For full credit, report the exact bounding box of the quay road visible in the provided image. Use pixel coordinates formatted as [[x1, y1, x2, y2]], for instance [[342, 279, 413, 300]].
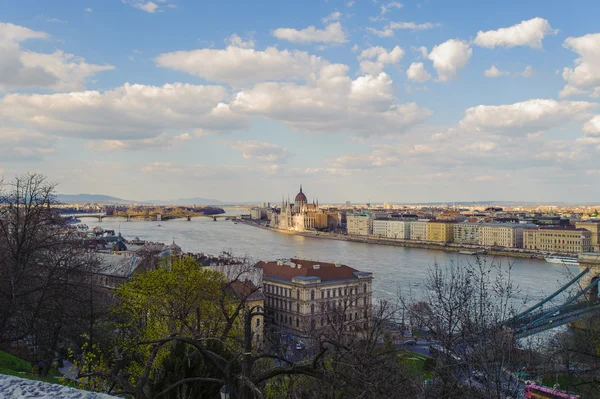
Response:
[[88, 209, 579, 306]]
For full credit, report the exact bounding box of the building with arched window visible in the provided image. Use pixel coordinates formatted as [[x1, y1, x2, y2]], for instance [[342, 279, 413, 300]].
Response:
[[256, 258, 373, 336]]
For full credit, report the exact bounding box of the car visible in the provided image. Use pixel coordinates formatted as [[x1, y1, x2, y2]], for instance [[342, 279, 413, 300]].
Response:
[[295, 342, 305, 350], [403, 340, 417, 345]]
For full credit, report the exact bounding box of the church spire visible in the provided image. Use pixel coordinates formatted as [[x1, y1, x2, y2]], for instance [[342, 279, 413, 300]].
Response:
[[300, 184, 303, 194]]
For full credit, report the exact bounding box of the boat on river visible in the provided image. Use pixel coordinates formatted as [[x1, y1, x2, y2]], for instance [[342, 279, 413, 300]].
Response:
[[544, 255, 579, 266]]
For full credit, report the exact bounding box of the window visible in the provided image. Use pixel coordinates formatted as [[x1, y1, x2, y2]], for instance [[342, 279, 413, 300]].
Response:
[[363, 283, 367, 293], [349, 313, 352, 321], [327, 289, 331, 298], [311, 304, 315, 314], [311, 290, 315, 300], [296, 318, 299, 327], [321, 318, 324, 326], [297, 289, 300, 299], [256, 318, 260, 327], [344, 288, 347, 296], [339, 288, 342, 296], [321, 290, 324, 299], [297, 303, 300, 313]]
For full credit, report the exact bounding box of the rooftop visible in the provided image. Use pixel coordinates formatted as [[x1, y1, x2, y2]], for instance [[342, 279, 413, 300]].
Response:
[[256, 258, 371, 282]]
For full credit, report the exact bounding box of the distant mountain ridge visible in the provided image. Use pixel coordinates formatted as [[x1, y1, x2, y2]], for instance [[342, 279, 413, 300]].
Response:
[[56, 193, 257, 205]]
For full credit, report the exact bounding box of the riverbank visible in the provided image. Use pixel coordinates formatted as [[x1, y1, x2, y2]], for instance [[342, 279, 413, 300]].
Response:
[[236, 220, 546, 260]]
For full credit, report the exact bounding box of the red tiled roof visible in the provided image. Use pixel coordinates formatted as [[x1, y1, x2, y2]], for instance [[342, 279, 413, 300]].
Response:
[[256, 258, 363, 282]]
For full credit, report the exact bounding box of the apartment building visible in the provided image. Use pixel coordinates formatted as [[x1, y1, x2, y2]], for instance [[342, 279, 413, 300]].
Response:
[[372, 219, 411, 239], [453, 223, 481, 245], [479, 223, 526, 248], [346, 214, 373, 236], [410, 220, 430, 241], [256, 258, 373, 335], [523, 227, 593, 253], [426, 220, 456, 243]]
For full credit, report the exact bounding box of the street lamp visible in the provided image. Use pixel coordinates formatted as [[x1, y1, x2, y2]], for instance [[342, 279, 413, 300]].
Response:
[[220, 385, 229, 399]]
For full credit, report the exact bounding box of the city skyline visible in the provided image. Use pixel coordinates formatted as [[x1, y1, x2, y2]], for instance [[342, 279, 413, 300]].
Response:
[[2, 0, 600, 202]]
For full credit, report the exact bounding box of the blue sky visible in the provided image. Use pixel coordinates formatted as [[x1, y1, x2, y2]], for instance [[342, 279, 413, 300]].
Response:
[[2, 0, 600, 203]]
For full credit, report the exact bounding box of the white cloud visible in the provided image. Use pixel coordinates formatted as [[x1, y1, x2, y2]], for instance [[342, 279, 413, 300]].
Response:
[[87, 133, 191, 152], [0, 82, 247, 140], [458, 99, 597, 134], [560, 33, 600, 98], [366, 27, 394, 38], [427, 39, 472, 82], [358, 45, 404, 74], [84, 8, 93, 13], [380, 2, 403, 16], [346, 1, 355, 6], [406, 62, 431, 83], [126, 1, 159, 13], [483, 65, 509, 78], [388, 21, 439, 30], [0, 22, 113, 91], [229, 140, 289, 162], [516, 65, 534, 77], [583, 115, 600, 136], [0, 127, 55, 160], [272, 22, 346, 44], [367, 21, 438, 38], [474, 17, 557, 49], [226, 34, 255, 49], [322, 11, 341, 24], [156, 46, 326, 85], [231, 65, 431, 135]]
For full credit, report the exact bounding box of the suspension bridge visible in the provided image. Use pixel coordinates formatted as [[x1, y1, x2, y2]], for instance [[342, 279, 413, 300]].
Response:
[[504, 259, 600, 338]]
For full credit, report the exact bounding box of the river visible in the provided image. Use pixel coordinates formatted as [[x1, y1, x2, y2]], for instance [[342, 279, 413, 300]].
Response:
[[81, 207, 579, 306]]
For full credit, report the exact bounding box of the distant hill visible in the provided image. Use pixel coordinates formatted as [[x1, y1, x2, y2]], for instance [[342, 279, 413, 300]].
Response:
[[57, 193, 257, 206], [145, 197, 226, 205], [56, 194, 132, 204]]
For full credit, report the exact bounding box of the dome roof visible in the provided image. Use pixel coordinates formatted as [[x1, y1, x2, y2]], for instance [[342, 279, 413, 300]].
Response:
[[294, 185, 307, 203]]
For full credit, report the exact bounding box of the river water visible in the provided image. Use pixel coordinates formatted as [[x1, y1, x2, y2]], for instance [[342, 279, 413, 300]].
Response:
[[82, 207, 579, 306]]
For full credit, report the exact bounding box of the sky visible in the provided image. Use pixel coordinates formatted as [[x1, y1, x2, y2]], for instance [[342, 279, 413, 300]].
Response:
[[1, 0, 600, 203]]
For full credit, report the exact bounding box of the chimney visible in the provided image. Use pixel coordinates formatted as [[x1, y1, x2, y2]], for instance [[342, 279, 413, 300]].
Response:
[[335, 262, 342, 268], [313, 264, 320, 270]]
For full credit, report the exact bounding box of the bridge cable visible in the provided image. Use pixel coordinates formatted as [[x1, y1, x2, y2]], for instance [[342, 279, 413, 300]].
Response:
[[525, 276, 600, 328], [507, 267, 589, 325]]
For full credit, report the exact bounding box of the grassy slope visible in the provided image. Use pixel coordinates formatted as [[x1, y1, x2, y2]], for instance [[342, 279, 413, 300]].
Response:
[[0, 349, 63, 384]]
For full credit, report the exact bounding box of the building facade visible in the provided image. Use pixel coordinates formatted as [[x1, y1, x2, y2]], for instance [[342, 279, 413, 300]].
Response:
[[410, 220, 429, 241], [523, 227, 593, 253], [453, 223, 481, 245], [346, 214, 373, 236], [479, 223, 525, 248], [256, 258, 373, 335], [576, 221, 600, 252], [426, 221, 456, 243], [372, 220, 411, 239]]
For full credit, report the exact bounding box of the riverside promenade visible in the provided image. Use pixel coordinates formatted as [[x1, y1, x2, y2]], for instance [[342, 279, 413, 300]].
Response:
[[236, 219, 546, 260]]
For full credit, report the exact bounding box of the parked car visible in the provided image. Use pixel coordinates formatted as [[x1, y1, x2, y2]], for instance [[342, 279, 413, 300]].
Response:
[[403, 340, 417, 346], [295, 342, 305, 350]]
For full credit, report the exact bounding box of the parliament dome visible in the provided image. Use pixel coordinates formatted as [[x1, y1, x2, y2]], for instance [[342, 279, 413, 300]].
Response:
[[295, 185, 307, 203]]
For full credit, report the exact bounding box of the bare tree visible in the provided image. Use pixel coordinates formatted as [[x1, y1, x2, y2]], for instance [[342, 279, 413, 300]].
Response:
[[0, 173, 96, 372], [399, 256, 521, 399]]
